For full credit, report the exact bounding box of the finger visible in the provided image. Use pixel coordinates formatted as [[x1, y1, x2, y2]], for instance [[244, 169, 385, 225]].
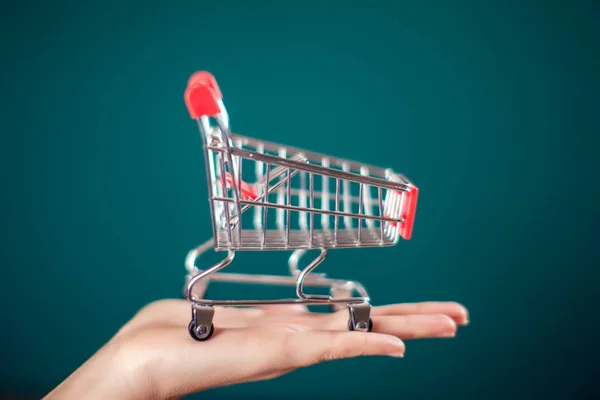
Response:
[[257, 304, 309, 314], [371, 314, 457, 339], [372, 302, 469, 325], [281, 330, 406, 369], [323, 312, 457, 339]]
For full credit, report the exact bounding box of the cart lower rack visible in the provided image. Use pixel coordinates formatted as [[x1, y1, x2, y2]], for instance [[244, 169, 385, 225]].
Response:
[[182, 71, 419, 341]]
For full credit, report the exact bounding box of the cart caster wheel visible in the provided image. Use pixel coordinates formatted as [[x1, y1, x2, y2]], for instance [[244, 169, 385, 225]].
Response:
[[188, 320, 215, 341], [348, 318, 373, 332]]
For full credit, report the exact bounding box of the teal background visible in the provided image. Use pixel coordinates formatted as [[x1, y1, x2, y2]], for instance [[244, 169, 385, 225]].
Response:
[[1, 1, 598, 398]]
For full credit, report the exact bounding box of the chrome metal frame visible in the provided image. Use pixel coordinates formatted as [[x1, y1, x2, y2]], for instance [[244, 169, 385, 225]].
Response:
[[183, 85, 417, 341]]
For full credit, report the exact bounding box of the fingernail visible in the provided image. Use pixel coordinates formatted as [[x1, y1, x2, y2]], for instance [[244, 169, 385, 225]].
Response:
[[436, 331, 456, 338], [387, 336, 404, 346], [384, 336, 405, 356]]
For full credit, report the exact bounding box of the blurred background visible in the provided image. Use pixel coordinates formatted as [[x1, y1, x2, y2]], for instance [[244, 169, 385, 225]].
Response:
[[1, 0, 598, 399]]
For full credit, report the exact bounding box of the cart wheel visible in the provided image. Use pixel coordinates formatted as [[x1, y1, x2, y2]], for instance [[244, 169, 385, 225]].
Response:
[[188, 320, 215, 341], [348, 318, 373, 332]]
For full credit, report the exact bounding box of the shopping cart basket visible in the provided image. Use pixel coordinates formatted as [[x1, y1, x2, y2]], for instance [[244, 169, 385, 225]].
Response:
[[182, 71, 419, 341]]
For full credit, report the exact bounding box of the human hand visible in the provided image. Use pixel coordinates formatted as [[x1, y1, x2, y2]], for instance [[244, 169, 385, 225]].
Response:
[[45, 299, 469, 400]]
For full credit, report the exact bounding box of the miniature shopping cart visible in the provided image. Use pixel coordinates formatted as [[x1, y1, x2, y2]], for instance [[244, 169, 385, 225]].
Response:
[[182, 71, 419, 341]]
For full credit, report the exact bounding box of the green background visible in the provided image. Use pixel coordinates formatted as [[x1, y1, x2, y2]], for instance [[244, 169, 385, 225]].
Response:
[[1, 1, 598, 398]]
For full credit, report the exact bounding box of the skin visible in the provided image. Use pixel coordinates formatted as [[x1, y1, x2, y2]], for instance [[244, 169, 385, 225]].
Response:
[[44, 299, 469, 400]]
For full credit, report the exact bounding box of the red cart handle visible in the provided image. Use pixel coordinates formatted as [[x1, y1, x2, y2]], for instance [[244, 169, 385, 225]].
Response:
[[188, 71, 223, 99], [399, 186, 418, 240], [184, 71, 223, 119], [386, 186, 419, 240]]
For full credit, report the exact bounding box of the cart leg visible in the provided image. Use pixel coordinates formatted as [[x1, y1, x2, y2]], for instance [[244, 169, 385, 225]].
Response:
[[348, 302, 373, 333], [189, 304, 215, 341], [184, 249, 234, 303], [289, 249, 327, 279], [295, 249, 329, 300], [183, 239, 215, 299], [184, 273, 210, 299], [185, 250, 235, 341]]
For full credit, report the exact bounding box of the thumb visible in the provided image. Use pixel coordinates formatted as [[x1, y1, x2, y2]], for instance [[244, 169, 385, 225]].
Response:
[[280, 330, 405, 369]]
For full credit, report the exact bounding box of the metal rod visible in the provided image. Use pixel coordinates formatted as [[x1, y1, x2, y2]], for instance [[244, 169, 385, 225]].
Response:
[[216, 115, 243, 243], [378, 187, 384, 244], [300, 171, 307, 230], [191, 297, 367, 307], [228, 132, 410, 186], [208, 199, 405, 225], [262, 163, 270, 248], [361, 166, 375, 229], [218, 154, 233, 245], [342, 162, 352, 229], [276, 148, 286, 230], [197, 120, 219, 248], [254, 142, 265, 230], [206, 271, 342, 287], [358, 182, 363, 244], [309, 172, 314, 246], [185, 251, 235, 301], [321, 157, 330, 230], [296, 249, 329, 300], [208, 146, 410, 192], [334, 178, 340, 245], [236, 150, 243, 245], [286, 167, 291, 247]]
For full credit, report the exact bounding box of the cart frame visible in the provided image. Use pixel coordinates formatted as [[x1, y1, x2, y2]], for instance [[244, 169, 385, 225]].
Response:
[[182, 71, 418, 341]]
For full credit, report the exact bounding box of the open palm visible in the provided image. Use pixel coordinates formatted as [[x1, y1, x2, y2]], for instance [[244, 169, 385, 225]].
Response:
[[46, 299, 468, 399], [116, 300, 467, 398]]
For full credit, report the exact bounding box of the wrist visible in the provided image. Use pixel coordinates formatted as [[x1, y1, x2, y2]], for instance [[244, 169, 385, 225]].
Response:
[[44, 339, 140, 400]]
